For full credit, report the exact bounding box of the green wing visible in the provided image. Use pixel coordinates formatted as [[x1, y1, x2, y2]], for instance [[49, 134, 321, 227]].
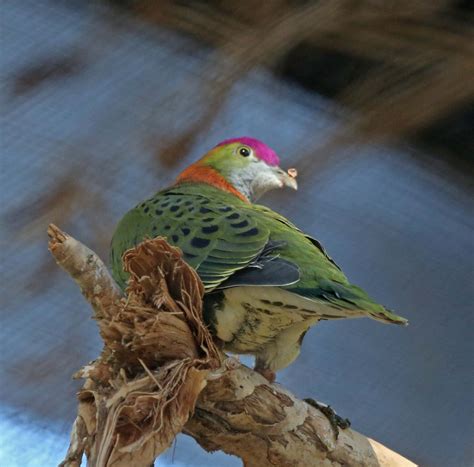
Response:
[[251, 203, 408, 325], [111, 186, 270, 291], [111, 184, 406, 325], [253, 204, 342, 272]]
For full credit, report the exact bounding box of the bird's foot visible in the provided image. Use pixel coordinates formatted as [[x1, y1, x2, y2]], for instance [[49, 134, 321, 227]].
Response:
[[224, 356, 240, 370], [254, 357, 276, 382], [254, 366, 276, 383], [253, 359, 276, 383], [304, 398, 351, 439]]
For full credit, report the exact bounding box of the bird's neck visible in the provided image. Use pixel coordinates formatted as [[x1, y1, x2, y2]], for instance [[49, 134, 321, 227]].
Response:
[[175, 164, 250, 203]]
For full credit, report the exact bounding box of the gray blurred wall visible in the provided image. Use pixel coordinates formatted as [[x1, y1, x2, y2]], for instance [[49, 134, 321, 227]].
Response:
[[1, 1, 473, 466]]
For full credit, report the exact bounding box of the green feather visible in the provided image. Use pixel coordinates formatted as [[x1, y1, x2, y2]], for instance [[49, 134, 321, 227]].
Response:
[[111, 182, 407, 325], [111, 184, 269, 292]]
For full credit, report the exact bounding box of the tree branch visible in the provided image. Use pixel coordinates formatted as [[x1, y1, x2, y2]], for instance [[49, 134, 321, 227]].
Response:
[[48, 224, 416, 467]]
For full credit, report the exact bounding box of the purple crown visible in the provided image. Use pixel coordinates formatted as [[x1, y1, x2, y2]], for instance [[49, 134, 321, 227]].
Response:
[[215, 137, 280, 166]]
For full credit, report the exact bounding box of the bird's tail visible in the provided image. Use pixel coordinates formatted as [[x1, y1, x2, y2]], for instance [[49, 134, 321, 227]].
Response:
[[289, 282, 409, 325], [369, 306, 408, 326]]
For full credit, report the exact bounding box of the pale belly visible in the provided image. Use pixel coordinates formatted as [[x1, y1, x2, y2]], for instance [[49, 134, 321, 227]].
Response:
[[205, 286, 363, 371]]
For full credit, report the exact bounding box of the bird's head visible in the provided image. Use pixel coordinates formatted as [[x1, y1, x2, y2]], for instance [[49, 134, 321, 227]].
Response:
[[176, 137, 298, 202]]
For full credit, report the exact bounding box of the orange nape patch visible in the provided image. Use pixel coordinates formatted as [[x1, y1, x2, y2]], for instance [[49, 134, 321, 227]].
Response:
[[175, 164, 249, 203]]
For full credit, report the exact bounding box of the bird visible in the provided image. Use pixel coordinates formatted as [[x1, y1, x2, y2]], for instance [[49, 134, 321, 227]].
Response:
[[110, 136, 407, 381]]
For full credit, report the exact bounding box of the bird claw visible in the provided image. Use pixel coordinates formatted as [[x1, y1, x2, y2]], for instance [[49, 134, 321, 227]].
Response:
[[255, 367, 276, 383], [303, 398, 351, 439], [224, 356, 240, 370], [254, 357, 277, 382]]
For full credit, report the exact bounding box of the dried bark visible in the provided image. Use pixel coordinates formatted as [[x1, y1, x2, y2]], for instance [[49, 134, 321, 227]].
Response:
[[48, 224, 416, 467]]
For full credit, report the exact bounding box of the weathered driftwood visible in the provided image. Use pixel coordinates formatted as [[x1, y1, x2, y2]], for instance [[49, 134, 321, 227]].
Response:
[[48, 224, 416, 467]]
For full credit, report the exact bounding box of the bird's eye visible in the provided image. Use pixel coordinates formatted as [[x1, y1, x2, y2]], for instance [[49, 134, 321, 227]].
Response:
[[238, 146, 251, 157]]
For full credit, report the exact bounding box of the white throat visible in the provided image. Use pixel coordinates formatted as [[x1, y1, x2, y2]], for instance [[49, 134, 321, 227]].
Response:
[[227, 161, 283, 202]]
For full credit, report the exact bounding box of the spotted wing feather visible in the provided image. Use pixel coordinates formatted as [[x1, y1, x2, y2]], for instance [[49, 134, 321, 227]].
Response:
[[111, 187, 270, 291]]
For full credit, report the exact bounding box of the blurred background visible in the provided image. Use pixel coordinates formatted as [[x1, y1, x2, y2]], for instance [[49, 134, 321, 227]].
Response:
[[1, 0, 473, 466]]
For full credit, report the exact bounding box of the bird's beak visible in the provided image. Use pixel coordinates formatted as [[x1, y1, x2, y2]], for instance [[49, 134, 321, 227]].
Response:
[[275, 166, 298, 190]]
